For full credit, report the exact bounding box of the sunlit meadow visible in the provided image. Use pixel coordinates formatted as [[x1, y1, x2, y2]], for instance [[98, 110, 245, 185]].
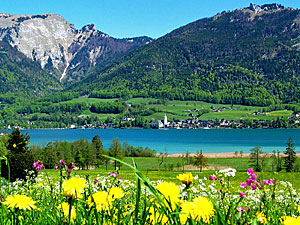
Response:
[[0, 158, 300, 224]]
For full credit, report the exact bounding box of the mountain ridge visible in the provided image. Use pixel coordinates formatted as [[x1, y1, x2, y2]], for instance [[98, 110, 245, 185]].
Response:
[[0, 13, 152, 83]]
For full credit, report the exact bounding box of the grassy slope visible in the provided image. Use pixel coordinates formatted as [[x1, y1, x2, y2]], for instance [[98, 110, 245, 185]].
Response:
[[58, 97, 292, 122]]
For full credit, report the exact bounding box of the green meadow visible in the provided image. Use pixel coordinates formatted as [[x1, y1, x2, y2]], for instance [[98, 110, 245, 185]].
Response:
[[59, 97, 293, 122]]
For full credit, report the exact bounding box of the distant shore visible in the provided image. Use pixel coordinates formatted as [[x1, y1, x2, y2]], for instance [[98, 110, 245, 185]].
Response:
[[164, 152, 300, 158]]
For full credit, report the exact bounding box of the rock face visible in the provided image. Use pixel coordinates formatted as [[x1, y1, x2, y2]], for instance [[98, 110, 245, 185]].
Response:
[[0, 13, 152, 83], [249, 3, 285, 13]]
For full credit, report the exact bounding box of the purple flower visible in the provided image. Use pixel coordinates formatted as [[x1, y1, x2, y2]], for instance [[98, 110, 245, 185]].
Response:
[[94, 179, 98, 184], [251, 184, 257, 190], [269, 179, 275, 185], [250, 173, 257, 181], [33, 161, 38, 168], [55, 164, 58, 170], [118, 177, 123, 182], [36, 165, 42, 171], [240, 182, 247, 188], [246, 179, 253, 186], [239, 192, 246, 198], [247, 168, 254, 175], [264, 180, 269, 185]]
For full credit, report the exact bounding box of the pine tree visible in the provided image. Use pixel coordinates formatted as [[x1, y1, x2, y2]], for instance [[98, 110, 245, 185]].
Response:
[[249, 146, 263, 172], [284, 137, 297, 172]]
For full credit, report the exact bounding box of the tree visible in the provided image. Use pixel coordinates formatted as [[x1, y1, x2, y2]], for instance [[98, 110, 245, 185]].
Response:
[[92, 135, 106, 168], [1, 128, 35, 181], [271, 150, 282, 172], [249, 146, 263, 172], [109, 137, 123, 170], [193, 150, 208, 172], [284, 137, 297, 172]]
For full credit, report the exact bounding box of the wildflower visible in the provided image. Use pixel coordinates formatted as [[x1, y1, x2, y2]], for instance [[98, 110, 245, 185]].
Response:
[[251, 184, 257, 191], [87, 191, 112, 212], [238, 207, 244, 212], [281, 216, 300, 224], [55, 164, 58, 170], [13, 144, 16, 148], [256, 212, 267, 224], [112, 172, 118, 177], [33, 161, 43, 171], [156, 181, 180, 204], [62, 177, 87, 199], [181, 196, 214, 224], [177, 173, 194, 186], [247, 168, 254, 175], [239, 192, 246, 198], [240, 182, 247, 188], [59, 159, 64, 164], [118, 177, 123, 182], [58, 202, 76, 222], [3, 194, 36, 210], [250, 173, 257, 181], [209, 175, 217, 181], [94, 179, 98, 184], [246, 179, 253, 186], [108, 187, 124, 200], [219, 168, 236, 177]]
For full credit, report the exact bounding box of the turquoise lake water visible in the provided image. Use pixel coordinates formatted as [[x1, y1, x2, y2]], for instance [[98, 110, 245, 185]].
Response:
[[12, 129, 300, 154]]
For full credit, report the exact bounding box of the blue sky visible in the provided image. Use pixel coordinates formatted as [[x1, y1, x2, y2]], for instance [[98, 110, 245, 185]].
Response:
[[1, 0, 300, 38]]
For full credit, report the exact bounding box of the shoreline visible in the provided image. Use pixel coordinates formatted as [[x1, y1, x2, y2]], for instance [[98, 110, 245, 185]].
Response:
[[163, 152, 300, 158]]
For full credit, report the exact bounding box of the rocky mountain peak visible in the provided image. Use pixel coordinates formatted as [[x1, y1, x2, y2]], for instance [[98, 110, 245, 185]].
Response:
[[249, 3, 285, 13], [0, 13, 151, 83]]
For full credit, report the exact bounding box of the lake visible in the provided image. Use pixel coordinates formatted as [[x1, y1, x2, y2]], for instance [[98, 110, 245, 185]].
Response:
[[10, 128, 300, 154]]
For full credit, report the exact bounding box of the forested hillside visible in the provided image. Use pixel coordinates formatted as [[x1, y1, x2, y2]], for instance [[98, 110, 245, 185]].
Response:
[[69, 4, 300, 106]]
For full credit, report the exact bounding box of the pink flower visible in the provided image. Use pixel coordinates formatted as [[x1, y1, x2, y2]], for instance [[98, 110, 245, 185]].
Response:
[[94, 179, 98, 184], [240, 182, 247, 188], [118, 177, 123, 182], [246, 179, 253, 186], [209, 175, 217, 181], [59, 159, 64, 164], [112, 172, 118, 178], [247, 168, 254, 175], [239, 192, 246, 198], [109, 172, 112, 177], [33, 161, 38, 168], [251, 184, 257, 190], [269, 179, 275, 185], [238, 206, 244, 212], [250, 173, 257, 181], [55, 164, 58, 170]]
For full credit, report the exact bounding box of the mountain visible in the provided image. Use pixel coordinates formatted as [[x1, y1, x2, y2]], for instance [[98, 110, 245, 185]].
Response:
[[0, 13, 152, 84], [69, 3, 300, 106], [0, 41, 62, 101]]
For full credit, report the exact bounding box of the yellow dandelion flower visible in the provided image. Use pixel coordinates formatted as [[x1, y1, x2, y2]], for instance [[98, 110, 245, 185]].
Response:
[[156, 181, 179, 202], [13, 144, 16, 148], [58, 202, 76, 222], [256, 212, 267, 224], [108, 187, 124, 200], [87, 191, 112, 212], [177, 173, 194, 186], [281, 216, 300, 225], [3, 194, 36, 210], [181, 196, 214, 224], [62, 177, 86, 199]]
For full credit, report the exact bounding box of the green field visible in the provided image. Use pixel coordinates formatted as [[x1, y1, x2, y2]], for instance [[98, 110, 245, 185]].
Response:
[[43, 156, 300, 189], [57, 97, 293, 122]]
